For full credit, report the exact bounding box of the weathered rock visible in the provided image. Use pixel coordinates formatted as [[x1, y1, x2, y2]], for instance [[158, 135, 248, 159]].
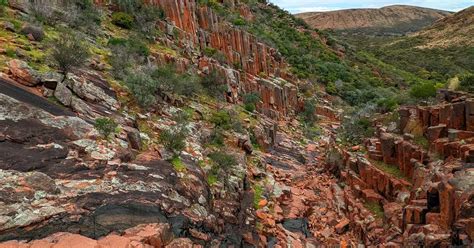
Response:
[[41, 72, 64, 90], [3, 22, 15, 32], [64, 73, 119, 111], [20, 24, 44, 41], [54, 83, 73, 106], [8, 59, 40, 86], [123, 223, 173, 247], [124, 126, 142, 151]]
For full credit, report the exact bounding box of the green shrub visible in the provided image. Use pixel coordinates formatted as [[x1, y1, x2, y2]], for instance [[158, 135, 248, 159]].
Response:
[[339, 108, 376, 145], [112, 0, 164, 35], [94, 118, 118, 139], [253, 184, 264, 209], [303, 125, 322, 140], [50, 32, 90, 75], [151, 65, 202, 97], [108, 36, 150, 79], [159, 128, 187, 154], [243, 93, 260, 112], [202, 47, 227, 63], [326, 82, 338, 95], [208, 128, 225, 147], [410, 82, 437, 99], [171, 156, 186, 172], [300, 99, 317, 125], [200, 70, 227, 100], [210, 110, 232, 130], [376, 97, 398, 113], [459, 74, 474, 93], [233, 17, 246, 26], [112, 12, 134, 29], [0, 0, 7, 16], [5, 47, 16, 58], [108, 38, 128, 46], [124, 71, 158, 107], [28, 1, 101, 33], [209, 151, 237, 172]]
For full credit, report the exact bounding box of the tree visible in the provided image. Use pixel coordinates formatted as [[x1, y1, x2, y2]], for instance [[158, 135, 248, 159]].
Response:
[[50, 32, 90, 76]]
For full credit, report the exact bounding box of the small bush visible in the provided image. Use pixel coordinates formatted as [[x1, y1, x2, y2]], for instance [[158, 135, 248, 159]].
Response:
[[208, 128, 225, 147], [5, 47, 16, 58], [125, 70, 158, 107], [210, 110, 232, 130], [209, 151, 237, 172], [108, 36, 150, 79], [410, 82, 437, 99], [112, 12, 134, 29], [459, 74, 474, 93], [112, 0, 164, 36], [201, 70, 227, 100], [94, 118, 118, 139], [303, 125, 322, 140], [159, 128, 187, 154], [151, 65, 202, 97], [300, 99, 317, 125], [243, 93, 260, 112], [376, 97, 398, 113], [233, 17, 246, 26], [326, 82, 337, 95], [171, 156, 186, 172], [50, 32, 90, 75], [159, 111, 190, 154]]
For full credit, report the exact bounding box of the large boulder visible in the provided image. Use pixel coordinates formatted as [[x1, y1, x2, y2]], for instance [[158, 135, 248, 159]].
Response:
[[8, 59, 40, 86], [64, 74, 119, 111], [20, 24, 44, 41], [54, 83, 73, 106]]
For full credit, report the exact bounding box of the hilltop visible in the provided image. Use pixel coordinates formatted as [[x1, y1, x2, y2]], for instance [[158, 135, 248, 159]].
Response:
[[297, 5, 451, 35]]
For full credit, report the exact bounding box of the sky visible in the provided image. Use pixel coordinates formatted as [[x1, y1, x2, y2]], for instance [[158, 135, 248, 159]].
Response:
[[268, 0, 474, 14]]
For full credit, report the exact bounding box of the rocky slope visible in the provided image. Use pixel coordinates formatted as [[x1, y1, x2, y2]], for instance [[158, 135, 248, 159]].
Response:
[[296, 5, 451, 35], [0, 0, 473, 247]]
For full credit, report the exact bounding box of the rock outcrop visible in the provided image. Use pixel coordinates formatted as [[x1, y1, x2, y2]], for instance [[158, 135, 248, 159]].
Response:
[[327, 90, 474, 246]]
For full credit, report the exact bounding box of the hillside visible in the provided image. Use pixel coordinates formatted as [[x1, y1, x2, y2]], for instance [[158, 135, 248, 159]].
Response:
[[413, 6, 474, 48], [337, 6, 474, 82], [297, 5, 451, 35], [0, 0, 473, 247]]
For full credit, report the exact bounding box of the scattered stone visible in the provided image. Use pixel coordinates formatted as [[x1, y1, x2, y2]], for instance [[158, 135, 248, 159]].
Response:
[[20, 24, 44, 41], [335, 218, 350, 234]]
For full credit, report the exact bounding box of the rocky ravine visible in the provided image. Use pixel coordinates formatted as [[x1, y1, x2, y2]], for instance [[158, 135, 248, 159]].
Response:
[[0, 0, 473, 247]]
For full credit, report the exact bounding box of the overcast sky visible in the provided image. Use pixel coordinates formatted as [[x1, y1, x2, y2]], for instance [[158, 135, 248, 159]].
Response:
[[268, 0, 474, 13]]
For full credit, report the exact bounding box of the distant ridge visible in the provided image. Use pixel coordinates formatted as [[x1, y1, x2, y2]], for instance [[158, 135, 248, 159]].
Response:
[[296, 5, 452, 35]]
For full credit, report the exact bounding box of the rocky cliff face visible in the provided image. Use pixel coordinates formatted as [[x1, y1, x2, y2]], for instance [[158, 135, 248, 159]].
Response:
[[297, 5, 451, 35]]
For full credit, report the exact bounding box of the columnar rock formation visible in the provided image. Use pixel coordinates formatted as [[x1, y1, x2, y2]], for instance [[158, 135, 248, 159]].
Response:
[[94, 0, 299, 119], [327, 90, 474, 246]]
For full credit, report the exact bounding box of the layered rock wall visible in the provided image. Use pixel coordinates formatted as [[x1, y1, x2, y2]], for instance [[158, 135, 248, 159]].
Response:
[[95, 0, 299, 118]]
